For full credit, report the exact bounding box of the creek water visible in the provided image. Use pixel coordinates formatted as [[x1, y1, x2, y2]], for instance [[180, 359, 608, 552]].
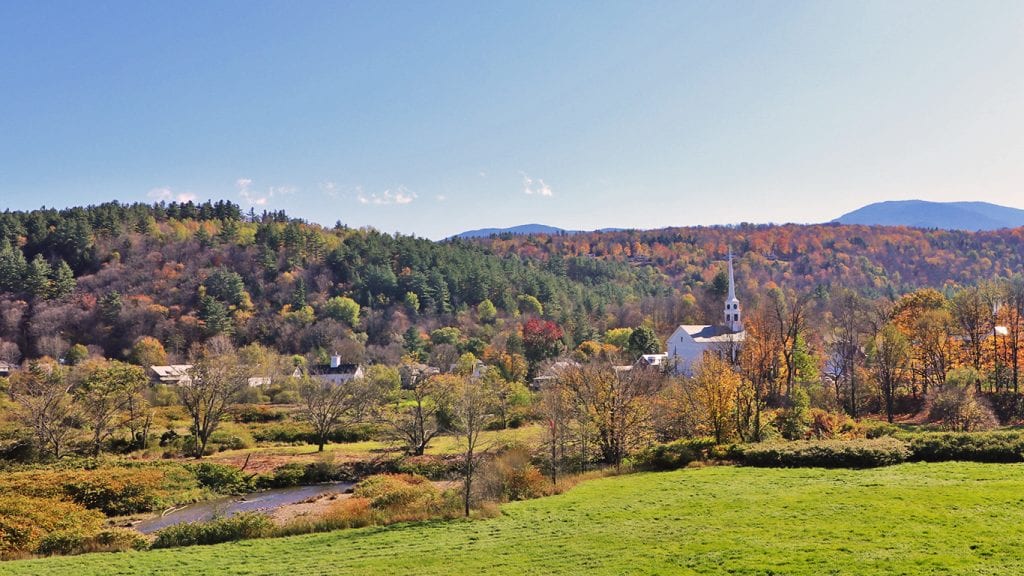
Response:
[[135, 482, 355, 534]]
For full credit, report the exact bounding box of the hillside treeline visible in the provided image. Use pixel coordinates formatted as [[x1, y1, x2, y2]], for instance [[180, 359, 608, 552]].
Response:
[[0, 201, 670, 365]]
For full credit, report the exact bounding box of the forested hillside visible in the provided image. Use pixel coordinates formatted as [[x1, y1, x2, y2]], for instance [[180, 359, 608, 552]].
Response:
[[2, 201, 1024, 368], [0, 201, 669, 365]]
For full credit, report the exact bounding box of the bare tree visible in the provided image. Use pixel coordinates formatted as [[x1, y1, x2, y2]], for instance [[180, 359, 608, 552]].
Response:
[[951, 286, 990, 374], [828, 289, 871, 417], [381, 365, 450, 456], [298, 374, 381, 452], [539, 382, 571, 485], [1003, 276, 1024, 392], [8, 360, 78, 459], [769, 287, 810, 398], [868, 324, 910, 423], [450, 374, 498, 516], [180, 350, 248, 458]]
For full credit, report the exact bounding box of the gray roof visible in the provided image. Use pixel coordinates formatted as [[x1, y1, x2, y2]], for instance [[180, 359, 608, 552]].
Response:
[[678, 324, 746, 344]]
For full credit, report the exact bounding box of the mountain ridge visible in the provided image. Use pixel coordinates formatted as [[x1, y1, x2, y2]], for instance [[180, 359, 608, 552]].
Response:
[[833, 200, 1024, 231]]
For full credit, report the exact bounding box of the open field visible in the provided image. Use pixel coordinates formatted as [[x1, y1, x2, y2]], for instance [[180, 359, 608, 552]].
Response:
[[5, 461, 1024, 575], [205, 425, 545, 472]]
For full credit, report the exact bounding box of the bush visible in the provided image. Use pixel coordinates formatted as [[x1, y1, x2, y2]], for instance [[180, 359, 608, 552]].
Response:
[[864, 421, 903, 439], [0, 466, 176, 516], [258, 463, 307, 489], [633, 441, 700, 471], [208, 423, 256, 451], [0, 495, 104, 559], [251, 423, 376, 445], [395, 455, 460, 480], [61, 468, 165, 516], [36, 530, 87, 556], [926, 368, 998, 431], [476, 448, 548, 502], [188, 462, 253, 495], [905, 431, 1024, 463], [233, 405, 287, 424], [151, 513, 274, 549], [352, 473, 458, 522], [84, 528, 150, 553], [739, 438, 911, 468]]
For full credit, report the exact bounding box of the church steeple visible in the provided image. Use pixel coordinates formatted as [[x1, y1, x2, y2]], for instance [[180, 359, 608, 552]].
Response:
[[724, 248, 742, 332]]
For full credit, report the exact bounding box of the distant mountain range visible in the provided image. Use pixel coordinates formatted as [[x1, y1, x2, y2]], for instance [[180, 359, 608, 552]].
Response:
[[833, 200, 1024, 231], [454, 200, 1024, 239], [454, 223, 623, 239]]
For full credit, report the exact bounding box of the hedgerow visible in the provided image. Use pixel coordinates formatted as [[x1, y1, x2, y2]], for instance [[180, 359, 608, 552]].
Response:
[[738, 438, 911, 468]]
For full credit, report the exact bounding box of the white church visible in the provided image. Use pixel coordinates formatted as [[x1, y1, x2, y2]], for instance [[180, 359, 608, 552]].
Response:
[[665, 250, 746, 374]]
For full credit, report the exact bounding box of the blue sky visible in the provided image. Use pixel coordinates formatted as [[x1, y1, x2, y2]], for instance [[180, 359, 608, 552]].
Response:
[[2, 1, 1023, 239]]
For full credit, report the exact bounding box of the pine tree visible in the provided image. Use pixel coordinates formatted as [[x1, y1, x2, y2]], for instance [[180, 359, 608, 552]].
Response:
[[49, 259, 76, 299], [24, 254, 52, 299], [0, 243, 27, 293]]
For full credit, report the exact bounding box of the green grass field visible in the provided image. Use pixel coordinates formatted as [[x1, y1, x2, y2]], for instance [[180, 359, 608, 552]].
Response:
[[5, 462, 1024, 575]]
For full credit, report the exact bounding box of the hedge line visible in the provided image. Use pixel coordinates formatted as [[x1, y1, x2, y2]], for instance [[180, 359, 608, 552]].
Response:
[[638, 431, 1024, 470]]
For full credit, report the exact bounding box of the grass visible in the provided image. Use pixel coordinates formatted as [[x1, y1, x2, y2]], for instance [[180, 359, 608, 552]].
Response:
[[5, 461, 1024, 575]]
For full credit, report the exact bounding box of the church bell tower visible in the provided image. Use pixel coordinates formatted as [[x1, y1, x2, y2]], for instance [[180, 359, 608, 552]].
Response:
[[723, 249, 742, 333]]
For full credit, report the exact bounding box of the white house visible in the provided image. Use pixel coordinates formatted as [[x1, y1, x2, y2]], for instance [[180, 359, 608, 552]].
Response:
[[666, 250, 746, 374], [300, 354, 364, 385]]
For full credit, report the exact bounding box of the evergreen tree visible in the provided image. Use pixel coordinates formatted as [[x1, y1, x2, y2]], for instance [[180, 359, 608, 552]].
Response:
[[24, 254, 52, 299], [49, 259, 76, 299], [0, 243, 27, 292]]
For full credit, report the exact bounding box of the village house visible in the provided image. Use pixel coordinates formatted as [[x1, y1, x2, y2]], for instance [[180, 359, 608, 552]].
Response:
[[150, 364, 193, 385], [296, 354, 364, 385]]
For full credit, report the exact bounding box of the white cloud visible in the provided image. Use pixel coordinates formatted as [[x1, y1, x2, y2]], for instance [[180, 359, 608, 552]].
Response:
[[236, 177, 295, 206], [147, 187, 197, 203], [357, 186, 417, 205], [319, 181, 339, 197], [521, 173, 553, 197], [435, 194, 447, 202]]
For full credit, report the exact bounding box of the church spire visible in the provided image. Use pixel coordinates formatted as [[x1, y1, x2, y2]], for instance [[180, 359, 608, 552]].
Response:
[[727, 247, 736, 301], [724, 248, 742, 332]]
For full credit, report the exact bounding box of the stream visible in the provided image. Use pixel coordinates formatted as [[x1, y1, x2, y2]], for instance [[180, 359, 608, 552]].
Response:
[[135, 482, 355, 534]]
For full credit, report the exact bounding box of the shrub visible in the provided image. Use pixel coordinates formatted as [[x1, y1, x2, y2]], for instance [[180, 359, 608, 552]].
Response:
[[61, 468, 165, 516], [776, 389, 812, 440], [35, 530, 87, 556], [633, 441, 700, 471], [233, 405, 287, 423], [352, 473, 458, 522], [84, 528, 150, 553], [188, 462, 253, 495], [258, 463, 307, 489], [809, 409, 850, 439], [739, 438, 911, 468], [864, 421, 902, 439], [905, 431, 1024, 463], [476, 448, 549, 502], [395, 455, 460, 480], [926, 368, 998, 431], [151, 513, 274, 549], [0, 495, 104, 559], [208, 423, 256, 451], [252, 422, 314, 444], [0, 466, 176, 516]]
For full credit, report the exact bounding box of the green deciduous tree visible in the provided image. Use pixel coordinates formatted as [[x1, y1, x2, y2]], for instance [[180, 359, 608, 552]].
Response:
[[75, 359, 148, 456]]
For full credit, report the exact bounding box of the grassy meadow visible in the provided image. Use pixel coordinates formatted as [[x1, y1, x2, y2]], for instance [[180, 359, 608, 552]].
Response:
[[4, 461, 1024, 575]]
